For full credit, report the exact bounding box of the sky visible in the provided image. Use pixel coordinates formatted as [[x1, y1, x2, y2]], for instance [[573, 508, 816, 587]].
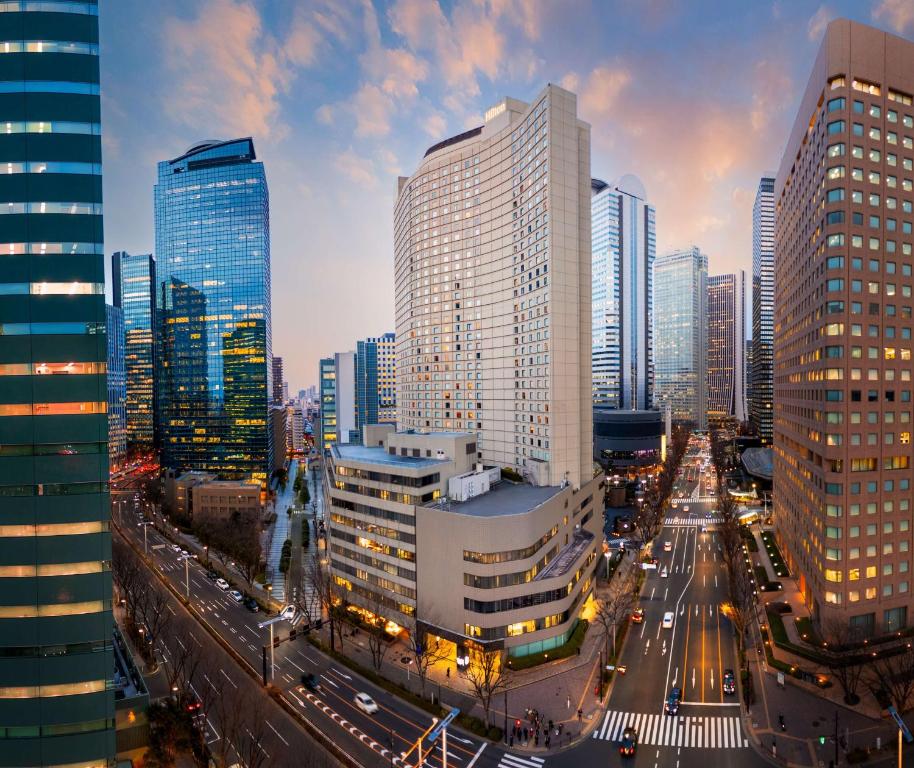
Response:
[[99, 0, 914, 391]]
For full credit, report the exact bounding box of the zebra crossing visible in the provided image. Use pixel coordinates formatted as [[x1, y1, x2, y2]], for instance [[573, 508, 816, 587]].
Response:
[[667, 515, 722, 526], [498, 753, 544, 768], [593, 710, 748, 749], [672, 496, 717, 504]]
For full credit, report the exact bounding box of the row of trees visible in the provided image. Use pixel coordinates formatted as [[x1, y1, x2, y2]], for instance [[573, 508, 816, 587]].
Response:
[[629, 425, 690, 549], [192, 510, 263, 586]]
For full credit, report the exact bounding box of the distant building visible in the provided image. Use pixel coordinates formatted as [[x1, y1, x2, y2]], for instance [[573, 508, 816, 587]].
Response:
[[707, 271, 747, 424], [375, 332, 397, 422], [319, 353, 357, 447], [354, 333, 397, 442], [653, 247, 708, 428], [288, 404, 305, 452], [591, 175, 655, 410], [270, 406, 287, 471], [751, 175, 775, 444], [272, 356, 284, 405], [193, 480, 262, 524], [112, 250, 156, 455], [107, 304, 127, 472], [154, 138, 272, 483], [593, 408, 664, 472]]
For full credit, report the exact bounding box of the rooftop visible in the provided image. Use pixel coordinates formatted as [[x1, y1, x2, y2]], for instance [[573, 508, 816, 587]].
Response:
[[742, 447, 773, 481], [427, 480, 562, 518], [333, 443, 449, 469]]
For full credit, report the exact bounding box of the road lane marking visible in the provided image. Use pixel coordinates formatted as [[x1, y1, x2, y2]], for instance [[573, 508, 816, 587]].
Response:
[[219, 668, 238, 688], [266, 720, 289, 746], [466, 742, 487, 768]]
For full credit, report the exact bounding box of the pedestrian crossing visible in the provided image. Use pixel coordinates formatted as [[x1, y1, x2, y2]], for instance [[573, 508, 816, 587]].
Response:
[[672, 496, 717, 504], [593, 710, 748, 749], [498, 753, 544, 768], [666, 516, 722, 526]]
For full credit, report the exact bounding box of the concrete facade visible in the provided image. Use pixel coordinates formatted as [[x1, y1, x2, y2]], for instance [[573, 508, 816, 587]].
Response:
[[774, 18, 914, 634]]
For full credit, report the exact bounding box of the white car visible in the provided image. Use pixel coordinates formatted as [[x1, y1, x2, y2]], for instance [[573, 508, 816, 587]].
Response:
[[663, 541, 672, 552], [354, 692, 379, 714], [171, 544, 181, 552], [660, 566, 669, 578], [228, 590, 243, 602], [683, 505, 690, 513], [280, 604, 297, 621], [662, 612, 674, 629], [215, 578, 229, 590]]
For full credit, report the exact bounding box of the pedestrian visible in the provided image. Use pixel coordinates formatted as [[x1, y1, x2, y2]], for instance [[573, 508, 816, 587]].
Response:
[[534, 731, 539, 747], [548, 719, 554, 733], [446, 666, 450, 679], [545, 733, 550, 749], [577, 707, 583, 722], [523, 727, 528, 744]]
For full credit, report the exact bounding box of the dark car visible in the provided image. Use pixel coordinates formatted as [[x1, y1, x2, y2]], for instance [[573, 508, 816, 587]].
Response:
[[723, 669, 736, 695], [619, 726, 637, 757], [205, 570, 218, 581], [301, 673, 321, 692], [243, 597, 259, 613], [761, 581, 784, 592], [665, 687, 682, 715]]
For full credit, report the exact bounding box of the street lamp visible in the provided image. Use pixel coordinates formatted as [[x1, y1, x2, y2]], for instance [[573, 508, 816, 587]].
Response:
[[138, 521, 154, 554], [604, 550, 611, 580], [180, 554, 192, 599]]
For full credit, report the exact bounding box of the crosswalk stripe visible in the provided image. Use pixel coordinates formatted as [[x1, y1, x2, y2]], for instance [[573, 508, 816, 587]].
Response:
[[596, 711, 746, 749], [499, 754, 542, 768], [603, 710, 618, 741]]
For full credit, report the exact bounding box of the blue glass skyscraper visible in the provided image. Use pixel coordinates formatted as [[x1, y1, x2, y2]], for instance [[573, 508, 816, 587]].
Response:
[[154, 138, 272, 483], [0, 2, 115, 765]]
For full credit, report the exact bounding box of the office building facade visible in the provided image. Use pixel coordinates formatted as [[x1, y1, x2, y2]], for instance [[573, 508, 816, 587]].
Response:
[[653, 247, 708, 428], [591, 175, 655, 410], [707, 271, 747, 423], [0, 2, 116, 764], [319, 357, 336, 450], [355, 339, 378, 441], [774, 19, 914, 634], [271, 355, 284, 405], [394, 84, 593, 488], [106, 304, 127, 472], [111, 250, 155, 456], [154, 138, 272, 484], [751, 175, 775, 444], [375, 332, 397, 422]]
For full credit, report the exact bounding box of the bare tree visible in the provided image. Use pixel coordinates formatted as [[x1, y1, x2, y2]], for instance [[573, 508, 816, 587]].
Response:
[[137, 585, 172, 672], [867, 644, 914, 714], [363, 594, 392, 672], [307, 553, 342, 651], [724, 561, 756, 656], [212, 689, 271, 768], [593, 573, 636, 664], [165, 624, 204, 700], [403, 616, 450, 697], [818, 618, 867, 706], [465, 647, 509, 727]]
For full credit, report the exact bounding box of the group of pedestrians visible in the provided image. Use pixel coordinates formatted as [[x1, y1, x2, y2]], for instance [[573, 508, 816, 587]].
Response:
[[509, 708, 564, 749]]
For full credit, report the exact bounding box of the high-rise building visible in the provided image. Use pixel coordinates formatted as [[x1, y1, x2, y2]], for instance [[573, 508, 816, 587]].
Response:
[[326, 85, 601, 661], [154, 138, 272, 483], [355, 339, 378, 440], [591, 175, 655, 409], [774, 19, 914, 634], [751, 175, 775, 444], [395, 84, 593, 488], [112, 250, 155, 455], [707, 271, 747, 423], [318, 352, 356, 447], [271, 356, 284, 405], [375, 332, 397, 422], [0, 2, 116, 763], [653, 247, 708, 428], [107, 304, 127, 472]]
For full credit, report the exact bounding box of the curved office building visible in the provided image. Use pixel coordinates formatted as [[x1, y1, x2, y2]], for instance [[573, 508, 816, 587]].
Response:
[[0, 2, 115, 766]]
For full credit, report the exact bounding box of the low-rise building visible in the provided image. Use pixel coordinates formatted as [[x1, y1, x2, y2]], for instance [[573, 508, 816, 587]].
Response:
[[327, 427, 602, 660], [193, 480, 262, 524], [164, 470, 216, 521]]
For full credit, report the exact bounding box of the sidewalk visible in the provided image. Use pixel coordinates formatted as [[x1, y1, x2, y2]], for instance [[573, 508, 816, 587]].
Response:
[[743, 526, 914, 766]]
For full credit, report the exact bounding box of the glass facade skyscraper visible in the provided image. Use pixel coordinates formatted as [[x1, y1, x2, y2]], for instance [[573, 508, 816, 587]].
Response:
[[0, 2, 115, 765], [751, 175, 775, 444], [319, 357, 336, 450], [355, 339, 378, 440], [106, 303, 126, 472], [591, 175, 655, 410], [111, 250, 155, 455], [653, 247, 708, 428], [154, 138, 272, 483], [707, 271, 747, 423]]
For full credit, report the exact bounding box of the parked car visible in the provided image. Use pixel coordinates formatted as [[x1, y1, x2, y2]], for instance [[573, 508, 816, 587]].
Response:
[[723, 669, 736, 695], [243, 597, 260, 613], [205, 570, 218, 581], [215, 578, 229, 590], [170, 544, 181, 552], [354, 692, 379, 715], [228, 590, 243, 603], [665, 687, 682, 715], [301, 673, 321, 692]]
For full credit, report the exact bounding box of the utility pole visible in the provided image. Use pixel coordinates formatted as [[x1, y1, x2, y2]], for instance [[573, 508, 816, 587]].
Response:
[[503, 689, 508, 744], [835, 710, 839, 768]]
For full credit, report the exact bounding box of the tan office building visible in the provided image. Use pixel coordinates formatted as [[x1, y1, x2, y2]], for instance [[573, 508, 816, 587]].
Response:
[[774, 19, 914, 635], [394, 83, 593, 489]]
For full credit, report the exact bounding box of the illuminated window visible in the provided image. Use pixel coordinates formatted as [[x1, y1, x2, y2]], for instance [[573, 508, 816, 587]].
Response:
[[0, 679, 106, 699]]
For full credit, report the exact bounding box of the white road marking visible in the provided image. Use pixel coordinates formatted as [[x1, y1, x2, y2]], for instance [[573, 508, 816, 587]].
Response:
[[220, 668, 238, 688], [266, 720, 289, 746], [466, 742, 487, 768]]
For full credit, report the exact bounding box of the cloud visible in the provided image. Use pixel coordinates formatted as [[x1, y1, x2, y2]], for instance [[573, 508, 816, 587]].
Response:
[[422, 111, 447, 138], [576, 65, 633, 120], [161, 0, 322, 140], [873, 0, 914, 33], [315, 104, 334, 125], [750, 59, 793, 132], [334, 148, 378, 186], [807, 4, 834, 42], [351, 83, 395, 137]]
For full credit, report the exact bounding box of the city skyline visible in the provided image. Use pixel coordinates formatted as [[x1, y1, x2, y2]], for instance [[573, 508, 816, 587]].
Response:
[[97, 0, 914, 388]]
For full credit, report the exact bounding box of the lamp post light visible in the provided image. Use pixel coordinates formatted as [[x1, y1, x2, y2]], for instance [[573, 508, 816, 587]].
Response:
[[139, 521, 154, 554], [181, 554, 191, 599], [604, 550, 611, 580]]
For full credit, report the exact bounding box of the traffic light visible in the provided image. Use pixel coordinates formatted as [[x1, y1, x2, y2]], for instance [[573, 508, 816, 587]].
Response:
[[819, 736, 826, 745]]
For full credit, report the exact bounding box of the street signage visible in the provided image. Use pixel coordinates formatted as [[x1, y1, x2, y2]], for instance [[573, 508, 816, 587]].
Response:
[[888, 706, 913, 743], [426, 708, 460, 743]]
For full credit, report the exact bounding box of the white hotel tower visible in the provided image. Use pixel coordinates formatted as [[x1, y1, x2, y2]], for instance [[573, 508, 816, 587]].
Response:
[[394, 84, 593, 489]]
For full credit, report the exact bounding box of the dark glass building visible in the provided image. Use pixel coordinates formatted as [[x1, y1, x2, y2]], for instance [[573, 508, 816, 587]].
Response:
[[0, 1, 115, 766], [154, 138, 272, 483], [106, 304, 126, 473], [111, 251, 155, 456]]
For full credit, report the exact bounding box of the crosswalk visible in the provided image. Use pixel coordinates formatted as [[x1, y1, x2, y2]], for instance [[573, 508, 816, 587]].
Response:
[[672, 496, 717, 504], [666, 515, 722, 526], [593, 710, 748, 749], [498, 753, 544, 768]]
